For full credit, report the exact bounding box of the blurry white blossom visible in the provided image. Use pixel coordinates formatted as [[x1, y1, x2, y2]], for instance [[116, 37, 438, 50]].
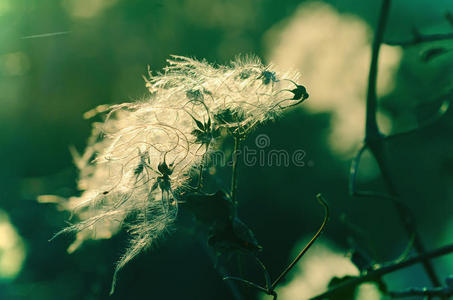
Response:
[[0, 210, 26, 281], [52, 55, 308, 292], [266, 1, 402, 155]]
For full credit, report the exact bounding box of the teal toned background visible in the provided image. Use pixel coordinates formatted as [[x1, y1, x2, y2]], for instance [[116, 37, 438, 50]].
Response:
[[0, 0, 452, 299]]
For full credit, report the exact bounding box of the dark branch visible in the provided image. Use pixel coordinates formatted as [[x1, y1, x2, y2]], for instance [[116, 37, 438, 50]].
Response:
[[310, 244, 453, 300], [223, 195, 329, 300], [365, 0, 391, 141], [389, 286, 453, 298], [385, 32, 453, 47], [356, 0, 442, 287]]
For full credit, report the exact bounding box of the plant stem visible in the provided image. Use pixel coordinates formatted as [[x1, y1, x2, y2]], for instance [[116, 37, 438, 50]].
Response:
[[362, 0, 441, 288], [310, 243, 453, 300], [230, 136, 241, 209], [271, 194, 329, 289]]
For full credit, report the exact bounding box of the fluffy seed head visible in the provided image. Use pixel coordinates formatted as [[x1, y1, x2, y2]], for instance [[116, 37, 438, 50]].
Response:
[[55, 55, 307, 292]]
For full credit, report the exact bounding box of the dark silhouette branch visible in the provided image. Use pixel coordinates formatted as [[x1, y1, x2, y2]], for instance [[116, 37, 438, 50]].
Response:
[[365, 0, 390, 140], [385, 32, 453, 47], [310, 244, 453, 300], [223, 194, 329, 300], [383, 97, 451, 142], [271, 194, 329, 289], [389, 286, 453, 298], [351, 0, 443, 288]]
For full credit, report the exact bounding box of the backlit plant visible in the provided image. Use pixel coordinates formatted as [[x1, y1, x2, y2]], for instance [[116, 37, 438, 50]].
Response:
[[51, 55, 317, 297]]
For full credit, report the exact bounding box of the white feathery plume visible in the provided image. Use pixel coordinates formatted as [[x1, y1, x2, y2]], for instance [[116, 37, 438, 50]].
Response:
[[53, 55, 308, 293]]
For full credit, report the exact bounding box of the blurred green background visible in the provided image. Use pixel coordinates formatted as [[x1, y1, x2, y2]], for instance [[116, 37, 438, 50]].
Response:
[[0, 0, 452, 299]]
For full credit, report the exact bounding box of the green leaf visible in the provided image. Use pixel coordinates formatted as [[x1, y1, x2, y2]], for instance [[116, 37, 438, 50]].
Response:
[[208, 217, 262, 254], [185, 191, 233, 228]]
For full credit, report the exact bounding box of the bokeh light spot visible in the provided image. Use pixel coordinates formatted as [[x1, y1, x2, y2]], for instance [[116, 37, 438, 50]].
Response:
[[266, 1, 402, 156], [0, 210, 26, 281]]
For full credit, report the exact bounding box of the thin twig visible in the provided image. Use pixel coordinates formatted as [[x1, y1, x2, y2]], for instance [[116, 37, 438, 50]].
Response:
[[223, 276, 269, 293], [389, 287, 453, 298], [271, 194, 329, 289], [310, 244, 453, 300], [385, 32, 453, 47], [383, 98, 450, 142], [223, 194, 329, 300], [364, 0, 391, 141], [349, 143, 367, 194], [254, 256, 272, 290]]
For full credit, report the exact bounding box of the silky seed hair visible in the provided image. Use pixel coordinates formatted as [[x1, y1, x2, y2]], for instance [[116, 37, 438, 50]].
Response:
[[55, 55, 307, 293]]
